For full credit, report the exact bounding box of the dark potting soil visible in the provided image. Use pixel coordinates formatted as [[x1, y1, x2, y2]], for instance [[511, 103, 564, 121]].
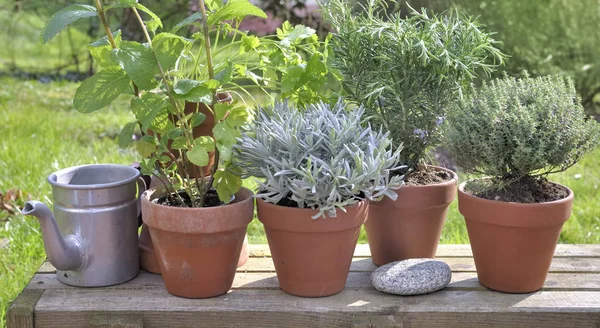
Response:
[[465, 177, 569, 203], [404, 166, 453, 186], [273, 192, 365, 208], [153, 189, 224, 208]]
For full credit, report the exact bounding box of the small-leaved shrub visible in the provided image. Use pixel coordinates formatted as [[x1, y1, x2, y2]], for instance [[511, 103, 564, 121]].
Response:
[[233, 100, 404, 218], [320, 0, 505, 172], [445, 74, 600, 191]]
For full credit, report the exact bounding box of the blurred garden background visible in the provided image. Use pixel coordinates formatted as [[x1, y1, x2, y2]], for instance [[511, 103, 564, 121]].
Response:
[[0, 0, 599, 326]]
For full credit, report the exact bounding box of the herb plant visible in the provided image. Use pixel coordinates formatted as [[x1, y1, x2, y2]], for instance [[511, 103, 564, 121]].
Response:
[[320, 0, 505, 173], [233, 100, 404, 218], [41, 0, 335, 207], [444, 74, 600, 194]]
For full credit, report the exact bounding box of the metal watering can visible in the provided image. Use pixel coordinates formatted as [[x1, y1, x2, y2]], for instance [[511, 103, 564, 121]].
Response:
[[22, 164, 146, 287]]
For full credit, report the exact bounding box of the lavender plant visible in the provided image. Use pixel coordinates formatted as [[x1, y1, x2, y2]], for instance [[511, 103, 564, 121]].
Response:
[[320, 0, 506, 173], [233, 100, 404, 218], [445, 74, 600, 192]]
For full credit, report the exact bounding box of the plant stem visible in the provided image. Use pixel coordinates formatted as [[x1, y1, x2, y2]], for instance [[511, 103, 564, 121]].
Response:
[[198, 0, 214, 80], [94, 0, 117, 49]]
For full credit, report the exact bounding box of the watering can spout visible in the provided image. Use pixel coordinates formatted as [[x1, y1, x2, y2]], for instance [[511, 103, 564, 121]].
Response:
[[22, 201, 84, 271]]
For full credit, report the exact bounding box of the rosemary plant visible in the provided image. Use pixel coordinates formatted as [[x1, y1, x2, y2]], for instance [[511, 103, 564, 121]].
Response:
[[320, 0, 506, 173], [233, 100, 404, 218]]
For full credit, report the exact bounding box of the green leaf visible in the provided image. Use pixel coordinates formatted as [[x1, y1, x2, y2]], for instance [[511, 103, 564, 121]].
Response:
[[215, 62, 233, 84], [134, 3, 162, 32], [171, 136, 187, 149], [150, 108, 174, 134], [136, 137, 157, 158], [190, 112, 207, 127], [214, 103, 231, 121], [89, 30, 122, 69], [172, 12, 203, 33], [178, 86, 213, 104], [74, 68, 131, 113], [241, 35, 260, 53], [226, 106, 249, 127], [187, 144, 209, 166], [279, 24, 316, 47], [131, 93, 168, 131], [112, 41, 158, 90], [213, 167, 242, 203], [119, 122, 137, 149], [174, 79, 201, 95], [195, 136, 215, 152], [281, 65, 304, 94], [207, 0, 267, 27], [41, 4, 97, 44], [213, 121, 238, 146], [153, 33, 188, 71]]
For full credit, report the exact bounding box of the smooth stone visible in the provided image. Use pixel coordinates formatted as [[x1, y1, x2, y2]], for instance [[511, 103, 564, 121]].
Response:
[[371, 258, 451, 295]]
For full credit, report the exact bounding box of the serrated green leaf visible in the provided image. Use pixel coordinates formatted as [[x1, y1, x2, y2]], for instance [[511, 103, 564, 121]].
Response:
[[172, 12, 203, 33], [174, 79, 201, 95], [216, 141, 233, 162], [241, 35, 260, 54], [134, 3, 162, 32], [171, 136, 187, 149], [279, 24, 316, 47], [41, 4, 97, 44], [180, 86, 213, 104], [131, 93, 167, 131], [136, 138, 156, 158], [281, 65, 305, 94], [214, 103, 230, 121], [150, 108, 174, 134], [207, 0, 266, 27], [153, 33, 187, 71], [190, 112, 207, 127], [213, 121, 238, 146], [74, 68, 131, 113], [119, 122, 137, 149], [212, 167, 242, 203], [89, 30, 122, 69], [226, 107, 249, 127], [195, 136, 215, 152], [187, 144, 209, 166], [112, 41, 158, 90], [204, 79, 220, 90]]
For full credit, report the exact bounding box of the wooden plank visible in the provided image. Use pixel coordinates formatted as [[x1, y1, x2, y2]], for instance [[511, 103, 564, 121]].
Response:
[[89, 314, 143, 328], [249, 244, 600, 258], [238, 257, 600, 273], [33, 289, 600, 328], [6, 290, 43, 328], [26, 272, 600, 292]]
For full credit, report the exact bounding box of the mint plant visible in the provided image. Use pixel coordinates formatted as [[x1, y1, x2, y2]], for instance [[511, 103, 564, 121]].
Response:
[[320, 0, 506, 173], [445, 74, 600, 195], [233, 100, 404, 218], [41, 0, 335, 207]]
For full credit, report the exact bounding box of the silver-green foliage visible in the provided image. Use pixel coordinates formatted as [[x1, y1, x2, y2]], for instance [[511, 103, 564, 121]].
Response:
[[445, 74, 600, 183], [234, 100, 404, 218], [320, 0, 505, 171]]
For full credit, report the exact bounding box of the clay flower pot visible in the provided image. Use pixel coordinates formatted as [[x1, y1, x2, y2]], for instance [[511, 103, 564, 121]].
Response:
[[141, 187, 254, 298], [458, 181, 574, 293], [257, 198, 367, 297], [365, 166, 457, 266]]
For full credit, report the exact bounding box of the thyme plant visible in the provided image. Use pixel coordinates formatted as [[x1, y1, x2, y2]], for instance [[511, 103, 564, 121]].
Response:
[[233, 100, 404, 218], [445, 74, 600, 192], [320, 0, 506, 173]]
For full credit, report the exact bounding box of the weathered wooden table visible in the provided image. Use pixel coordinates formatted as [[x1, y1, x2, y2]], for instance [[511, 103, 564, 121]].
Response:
[[7, 244, 600, 328]]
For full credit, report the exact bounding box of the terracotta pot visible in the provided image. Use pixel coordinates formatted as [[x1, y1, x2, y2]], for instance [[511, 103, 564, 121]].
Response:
[[139, 223, 161, 274], [257, 198, 367, 297], [142, 187, 254, 298], [365, 166, 457, 266], [458, 180, 574, 293]]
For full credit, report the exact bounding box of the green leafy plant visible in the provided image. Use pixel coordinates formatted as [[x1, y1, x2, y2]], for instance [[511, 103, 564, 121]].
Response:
[[233, 100, 404, 218], [320, 0, 505, 173], [444, 74, 600, 194], [40, 0, 336, 207]]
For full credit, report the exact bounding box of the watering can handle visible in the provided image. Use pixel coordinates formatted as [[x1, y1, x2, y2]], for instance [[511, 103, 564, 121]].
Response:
[[130, 163, 151, 227]]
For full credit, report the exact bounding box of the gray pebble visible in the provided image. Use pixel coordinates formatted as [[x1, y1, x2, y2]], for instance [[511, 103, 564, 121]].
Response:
[[371, 258, 451, 295]]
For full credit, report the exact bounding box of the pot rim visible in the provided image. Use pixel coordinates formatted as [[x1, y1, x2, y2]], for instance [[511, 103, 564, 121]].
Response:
[[142, 186, 253, 211], [399, 165, 458, 190], [48, 164, 140, 190], [255, 196, 365, 217], [458, 179, 574, 207]]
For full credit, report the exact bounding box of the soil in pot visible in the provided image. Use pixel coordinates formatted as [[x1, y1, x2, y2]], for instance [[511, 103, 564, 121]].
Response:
[[464, 176, 568, 203], [257, 196, 367, 297], [458, 180, 573, 293], [142, 187, 254, 298], [365, 166, 457, 266]]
